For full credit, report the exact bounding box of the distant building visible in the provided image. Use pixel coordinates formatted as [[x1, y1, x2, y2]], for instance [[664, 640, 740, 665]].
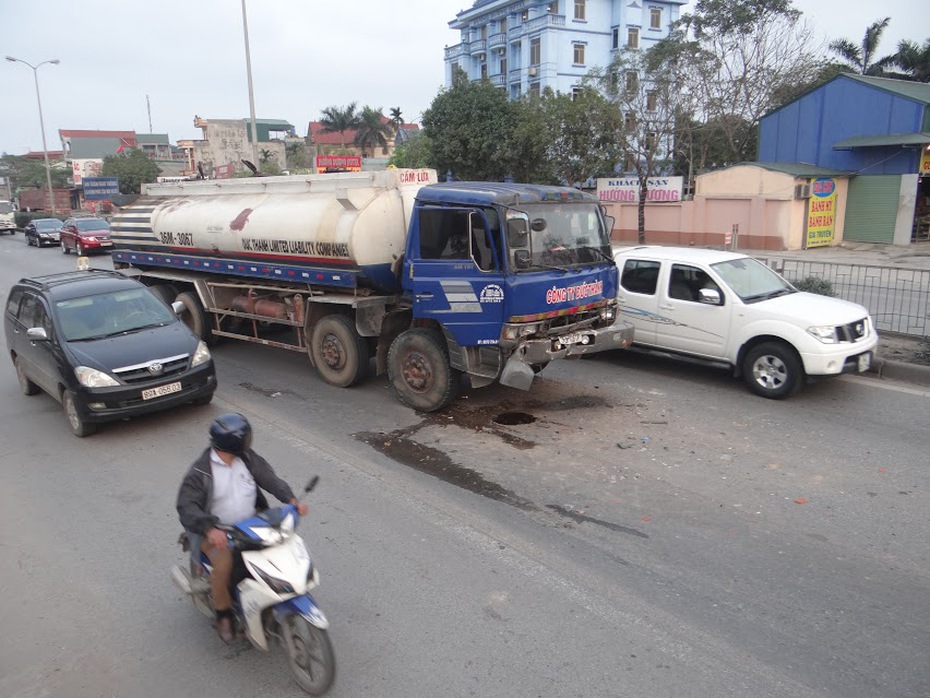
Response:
[[178, 116, 293, 178], [306, 118, 416, 162], [444, 0, 687, 99]]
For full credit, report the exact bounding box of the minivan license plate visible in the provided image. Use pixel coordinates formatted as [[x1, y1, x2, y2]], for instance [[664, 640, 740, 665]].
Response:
[[142, 381, 182, 400]]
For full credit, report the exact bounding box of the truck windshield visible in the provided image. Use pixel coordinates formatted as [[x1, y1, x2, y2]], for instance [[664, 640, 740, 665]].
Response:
[[0, 202, 14, 214], [711, 257, 796, 303], [510, 203, 612, 271]]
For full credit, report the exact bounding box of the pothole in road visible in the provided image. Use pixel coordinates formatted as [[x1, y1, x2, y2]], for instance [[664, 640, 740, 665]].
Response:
[[493, 412, 536, 426]]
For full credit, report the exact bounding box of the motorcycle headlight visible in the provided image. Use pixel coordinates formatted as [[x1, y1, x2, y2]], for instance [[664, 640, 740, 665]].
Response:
[[190, 340, 212, 367], [807, 325, 839, 344], [75, 366, 119, 387], [255, 567, 295, 595]]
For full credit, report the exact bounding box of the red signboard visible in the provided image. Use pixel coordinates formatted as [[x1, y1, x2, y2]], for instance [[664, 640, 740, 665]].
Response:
[[214, 163, 235, 179], [315, 155, 362, 173]]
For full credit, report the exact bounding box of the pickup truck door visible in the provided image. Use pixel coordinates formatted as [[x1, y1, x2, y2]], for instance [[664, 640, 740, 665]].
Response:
[[616, 257, 660, 345], [407, 207, 506, 347], [655, 262, 731, 359]]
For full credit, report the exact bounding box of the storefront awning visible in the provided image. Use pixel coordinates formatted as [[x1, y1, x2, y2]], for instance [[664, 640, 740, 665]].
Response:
[[833, 132, 930, 149]]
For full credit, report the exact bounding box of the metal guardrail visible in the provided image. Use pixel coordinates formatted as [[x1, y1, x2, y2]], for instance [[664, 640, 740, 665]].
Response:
[[760, 258, 930, 337]]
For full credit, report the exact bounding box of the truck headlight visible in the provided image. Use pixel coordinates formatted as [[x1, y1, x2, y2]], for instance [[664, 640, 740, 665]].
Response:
[[75, 366, 120, 387], [600, 305, 616, 323], [807, 325, 839, 343], [190, 340, 212, 367]]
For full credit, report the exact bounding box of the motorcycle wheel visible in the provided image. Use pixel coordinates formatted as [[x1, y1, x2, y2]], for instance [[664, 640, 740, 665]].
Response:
[[281, 615, 336, 695]]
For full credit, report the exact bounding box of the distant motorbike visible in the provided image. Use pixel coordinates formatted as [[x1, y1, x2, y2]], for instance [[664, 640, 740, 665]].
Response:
[[171, 476, 336, 695]]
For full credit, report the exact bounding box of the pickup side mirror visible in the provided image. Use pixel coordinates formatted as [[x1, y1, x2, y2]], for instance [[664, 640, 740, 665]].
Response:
[[698, 288, 722, 305]]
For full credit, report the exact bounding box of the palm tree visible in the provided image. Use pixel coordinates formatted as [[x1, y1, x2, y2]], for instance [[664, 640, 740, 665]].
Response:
[[353, 106, 394, 158], [893, 39, 930, 82], [829, 17, 897, 76], [389, 107, 403, 127], [319, 103, 359, 149]]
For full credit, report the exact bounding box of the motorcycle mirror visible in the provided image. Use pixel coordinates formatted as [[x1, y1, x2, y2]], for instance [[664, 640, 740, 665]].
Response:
[[304, 476, 319, 493]]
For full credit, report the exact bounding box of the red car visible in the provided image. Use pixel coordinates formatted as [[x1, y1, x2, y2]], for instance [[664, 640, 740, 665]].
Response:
[[60, 217, 113, 256]]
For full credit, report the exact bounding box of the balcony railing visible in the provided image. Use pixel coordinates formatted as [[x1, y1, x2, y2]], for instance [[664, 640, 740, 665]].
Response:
[[445, 44, 465, 60], [524, 14, 565, 32], [487, 32, 506, 50], [469, 39, 487, 54]]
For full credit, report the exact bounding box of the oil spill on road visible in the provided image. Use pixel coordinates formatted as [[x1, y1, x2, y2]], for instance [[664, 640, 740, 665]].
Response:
[[239, 382, 302, 399], [357, 429, 536, 511], [546, 505, 649, 538]]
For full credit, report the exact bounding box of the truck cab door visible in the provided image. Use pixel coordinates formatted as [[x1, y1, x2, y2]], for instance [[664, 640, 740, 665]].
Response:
[[406, 207, 506, 347]]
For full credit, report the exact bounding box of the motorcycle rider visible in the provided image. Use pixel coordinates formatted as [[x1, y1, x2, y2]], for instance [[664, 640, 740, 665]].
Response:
[[176, 413, 308, 643]]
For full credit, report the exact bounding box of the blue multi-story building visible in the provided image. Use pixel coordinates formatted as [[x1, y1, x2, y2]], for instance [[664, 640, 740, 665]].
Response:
[[444, 0, 688, 99]]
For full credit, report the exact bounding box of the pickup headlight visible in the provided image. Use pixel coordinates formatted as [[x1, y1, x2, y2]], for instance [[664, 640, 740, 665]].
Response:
[[190, 340, 212, 367], [75, 366, 120, 387], [807, 325, 839, 343]]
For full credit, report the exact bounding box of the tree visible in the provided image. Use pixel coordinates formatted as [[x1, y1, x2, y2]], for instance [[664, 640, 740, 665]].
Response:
[[0, 153, 70, 192], [388, 131, 434, 169], [285, 141, 313, 172], [829, 17, 897, 76], [101, 149, 161, 194], [666, 0, 823, 167], [421, 67, 518, 180], [893, 39, 930, 82], [319, 103, 359, 149], [353, 106, 394, 158], [389, 107, 403, 127], [589, 46, 695, 242]]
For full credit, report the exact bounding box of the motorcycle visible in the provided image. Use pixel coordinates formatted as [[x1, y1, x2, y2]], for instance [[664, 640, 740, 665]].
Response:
[[171, 476, 336, 695]]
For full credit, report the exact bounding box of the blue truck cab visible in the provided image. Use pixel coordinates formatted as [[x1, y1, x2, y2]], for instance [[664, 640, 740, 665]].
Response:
[[392, 181, 633, 409]]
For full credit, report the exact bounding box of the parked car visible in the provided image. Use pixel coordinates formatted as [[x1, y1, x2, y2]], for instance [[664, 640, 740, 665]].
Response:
[[24, 217, 63, 247], [613, 246, 879, 398], [4, 269, 217, 436], [60, 217, 112, 255]]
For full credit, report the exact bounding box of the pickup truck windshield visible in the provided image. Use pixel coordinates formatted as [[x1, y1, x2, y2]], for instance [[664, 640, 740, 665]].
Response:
[[711, 257, 796, 303], [515, 203, 612, 270]]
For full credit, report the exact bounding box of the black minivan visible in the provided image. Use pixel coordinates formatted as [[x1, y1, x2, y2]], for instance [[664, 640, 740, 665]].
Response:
[[4, 269, 217, 436]]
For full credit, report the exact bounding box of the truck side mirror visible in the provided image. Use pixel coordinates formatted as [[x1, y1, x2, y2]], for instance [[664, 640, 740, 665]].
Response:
[[514, 250, 531, 269], [507, 219, 528, 248]]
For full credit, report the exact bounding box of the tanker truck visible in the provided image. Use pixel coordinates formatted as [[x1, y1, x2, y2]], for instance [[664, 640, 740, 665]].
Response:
[[109, 168, 633, 411]]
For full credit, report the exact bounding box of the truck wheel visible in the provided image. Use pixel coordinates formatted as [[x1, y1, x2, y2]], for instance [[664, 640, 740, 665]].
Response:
[[148, 284, 178, 306], [742, 341, 803, 399], [309, 315, 368, 387], [176, 291, 215, 344], [388, 328, 460, 412]]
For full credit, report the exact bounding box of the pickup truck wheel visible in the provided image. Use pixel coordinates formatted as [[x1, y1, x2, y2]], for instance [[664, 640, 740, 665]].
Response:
[[388, 328, 460, 412], [176, 291, 217, 345], [742, 341, 802, 399], [309, 315, 368, 387]]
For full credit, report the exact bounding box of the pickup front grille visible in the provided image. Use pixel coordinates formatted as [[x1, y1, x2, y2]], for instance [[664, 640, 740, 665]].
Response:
[[113, 353, 191, 384], [837, 318, 869, 342]]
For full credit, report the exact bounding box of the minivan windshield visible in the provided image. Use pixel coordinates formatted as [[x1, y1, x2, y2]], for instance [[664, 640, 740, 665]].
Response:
[[514, 202, 612, 270], [711, 257, 796, 303], [55, 287, 177, 341]]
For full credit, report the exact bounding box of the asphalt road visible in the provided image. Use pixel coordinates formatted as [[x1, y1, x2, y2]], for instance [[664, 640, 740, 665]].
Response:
[[1, 234, 928, 697]]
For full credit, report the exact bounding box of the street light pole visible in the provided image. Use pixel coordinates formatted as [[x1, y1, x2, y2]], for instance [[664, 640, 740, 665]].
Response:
[[5, 56, 59, 215], [240, 0, 259, 168]]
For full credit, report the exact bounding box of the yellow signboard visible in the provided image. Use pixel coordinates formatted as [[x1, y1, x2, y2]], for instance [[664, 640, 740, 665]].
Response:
[[806, 177, 837, 249], [920, 145, 930, 174]]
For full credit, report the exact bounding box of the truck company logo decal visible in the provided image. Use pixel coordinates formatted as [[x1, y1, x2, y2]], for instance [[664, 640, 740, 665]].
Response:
[[545, 279, 603, 305], [480, 285, 504, 303], [241, 238, 350, 257]]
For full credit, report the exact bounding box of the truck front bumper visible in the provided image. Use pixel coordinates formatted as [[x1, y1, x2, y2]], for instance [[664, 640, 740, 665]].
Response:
[[499, 319, 635, 390]]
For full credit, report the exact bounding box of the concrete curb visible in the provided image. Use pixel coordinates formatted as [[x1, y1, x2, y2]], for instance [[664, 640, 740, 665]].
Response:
[[868, 358, 930, 387]]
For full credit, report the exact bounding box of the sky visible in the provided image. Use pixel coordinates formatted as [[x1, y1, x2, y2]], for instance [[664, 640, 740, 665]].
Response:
[[1, 0, 927, 156]]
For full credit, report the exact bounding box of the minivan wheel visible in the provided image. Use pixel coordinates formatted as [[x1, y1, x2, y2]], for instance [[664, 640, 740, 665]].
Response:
[[15, 358, 40, 396], [62, 390, 96, 437]]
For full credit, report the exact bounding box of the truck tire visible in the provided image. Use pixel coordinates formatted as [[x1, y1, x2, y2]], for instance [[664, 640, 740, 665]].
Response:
[[309, 315, 369, 388], [175, 291, 214, 344], [742, 341, 803, 399], [148, 284, 179, 306], [387, 328, 460, 412]]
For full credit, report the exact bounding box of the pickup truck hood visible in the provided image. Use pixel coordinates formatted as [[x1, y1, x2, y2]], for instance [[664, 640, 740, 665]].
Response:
[[755, 291, 869, 325]]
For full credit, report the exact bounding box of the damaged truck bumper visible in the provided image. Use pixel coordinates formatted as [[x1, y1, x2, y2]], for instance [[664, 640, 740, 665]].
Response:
[[499, 319, 635, 390]]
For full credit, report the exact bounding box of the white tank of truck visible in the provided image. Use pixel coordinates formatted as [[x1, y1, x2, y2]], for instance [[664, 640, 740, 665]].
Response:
[[111, 168, 439, 293]]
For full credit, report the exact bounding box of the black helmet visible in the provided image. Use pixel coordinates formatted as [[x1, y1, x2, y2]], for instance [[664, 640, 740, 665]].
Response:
[[209, 413, 252, 456]]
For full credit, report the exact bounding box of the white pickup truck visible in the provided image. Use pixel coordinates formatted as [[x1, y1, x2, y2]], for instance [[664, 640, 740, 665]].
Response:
[[613, 246, 878, 398], [0, 200, 16, 235]]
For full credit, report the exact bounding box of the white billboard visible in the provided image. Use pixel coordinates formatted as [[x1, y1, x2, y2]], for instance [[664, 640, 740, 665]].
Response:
[[596, 176, 684, 203]]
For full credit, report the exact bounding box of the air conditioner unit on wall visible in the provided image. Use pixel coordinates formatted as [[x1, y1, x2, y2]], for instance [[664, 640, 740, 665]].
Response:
[[498, 48, 506, 56], [794, 183, 811, 199], [528, 66, 538, 76]]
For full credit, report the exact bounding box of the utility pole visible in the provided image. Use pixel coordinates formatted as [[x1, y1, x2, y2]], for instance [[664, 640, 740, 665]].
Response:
[[241, 0, 260, 168]]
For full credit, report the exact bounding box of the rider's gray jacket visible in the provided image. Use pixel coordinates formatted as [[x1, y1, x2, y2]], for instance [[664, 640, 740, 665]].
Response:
[[177, 447, 296, 535]]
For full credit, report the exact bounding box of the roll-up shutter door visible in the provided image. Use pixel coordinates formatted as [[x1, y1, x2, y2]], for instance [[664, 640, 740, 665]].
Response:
[[843, 175, 901, 243]]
